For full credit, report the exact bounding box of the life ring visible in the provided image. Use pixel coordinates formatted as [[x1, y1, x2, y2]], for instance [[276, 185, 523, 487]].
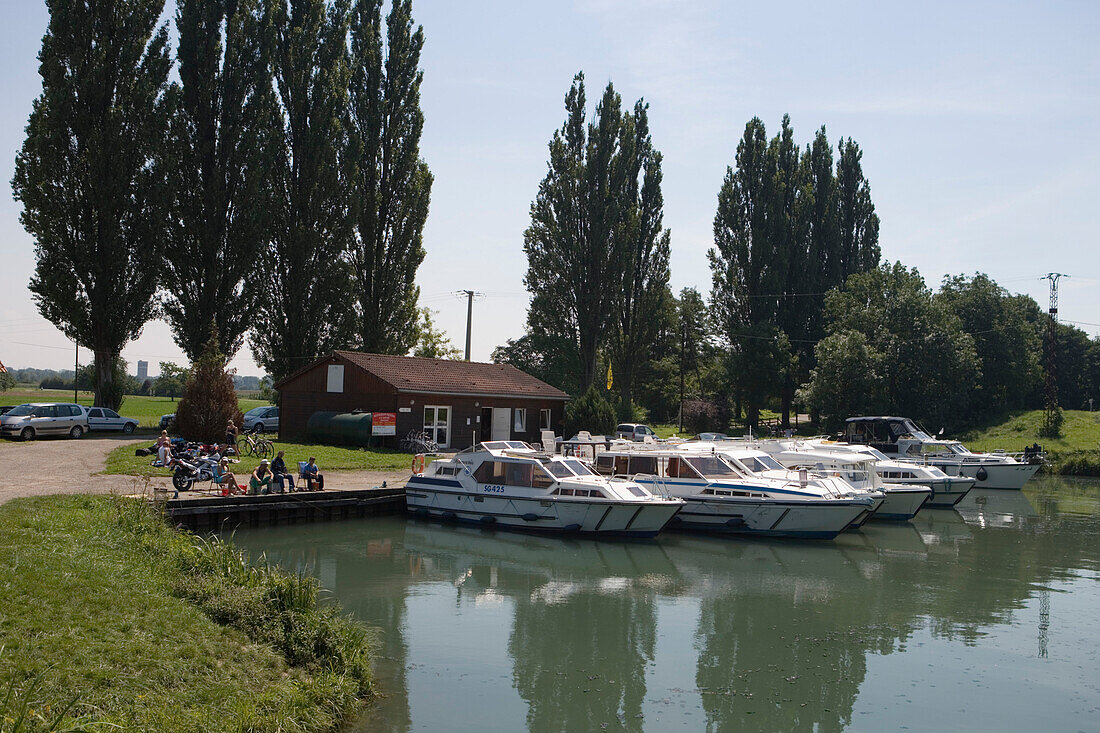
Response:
[[976, 467, 988, 482], [412, 454, 425, 474]]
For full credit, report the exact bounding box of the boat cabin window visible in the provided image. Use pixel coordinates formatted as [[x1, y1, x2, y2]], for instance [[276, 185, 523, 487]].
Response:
[[684, 456, 738, 480], [666, 457, 702, 479], [543, 461, 575, 479], [737, 454, 783, 473], [563, 459, 596, 476], [595, 455, 616, 476], [628, 456, 658, 475], [556, 488, 607, 498], [473, 460, 551, 488]]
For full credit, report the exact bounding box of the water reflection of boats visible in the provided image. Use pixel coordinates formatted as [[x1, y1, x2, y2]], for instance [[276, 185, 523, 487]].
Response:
[[955, 487, 1038, 528]]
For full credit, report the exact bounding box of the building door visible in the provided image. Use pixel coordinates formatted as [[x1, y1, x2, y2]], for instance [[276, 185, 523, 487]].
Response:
[[492, 407, 511, 440], [424, 406, 450, 447]]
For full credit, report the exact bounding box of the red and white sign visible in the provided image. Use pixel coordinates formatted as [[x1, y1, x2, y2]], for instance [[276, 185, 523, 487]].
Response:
[[372, 412, 397, 436]]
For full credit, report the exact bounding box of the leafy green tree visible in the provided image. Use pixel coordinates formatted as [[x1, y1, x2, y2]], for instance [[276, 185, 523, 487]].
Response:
[[799, 263, 980, 431], [13, 0, 172, 409], [160, 0, 280, 361], [937, 274, 1041, 417], [251, 0, 356, 380], [565, 385, 617, 436], [348, 0, 432, 355], [523, 74, 630, 391], [709, 117, 793, 429], [176, 326, 244, 442], [0, 371, 15, 394], [410, 308, 461, 359], [836, 138, 881, 278], [492, 333, 581, 396], [606, 100, 672, 417], [155, 361, 190, 401]]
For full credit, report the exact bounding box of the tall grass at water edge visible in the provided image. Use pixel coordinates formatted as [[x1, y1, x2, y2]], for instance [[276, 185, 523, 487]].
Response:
[[0, 490, 374, 732]]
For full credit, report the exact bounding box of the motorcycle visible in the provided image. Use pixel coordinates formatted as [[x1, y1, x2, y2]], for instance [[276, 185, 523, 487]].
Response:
[[172, 455, 219, 491]]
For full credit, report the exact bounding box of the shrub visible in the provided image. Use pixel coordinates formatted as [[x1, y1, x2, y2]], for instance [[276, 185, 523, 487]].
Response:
[[565, 385, 617, 436], [175, 324, 243, 442], [681, 399, 720, 435]]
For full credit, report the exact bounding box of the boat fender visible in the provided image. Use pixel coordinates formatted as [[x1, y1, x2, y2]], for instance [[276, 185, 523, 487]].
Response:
[[411, 454, 426, 474], [442, 511, 457, 522], [563, 523, 582, 532], [479, 515, 497, 525], [976, 467, 988, 482], [521, 512, 540, 522], [725, 516, 746, 528]]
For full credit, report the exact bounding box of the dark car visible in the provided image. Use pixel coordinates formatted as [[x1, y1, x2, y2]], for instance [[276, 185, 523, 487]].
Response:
[[0, 406, 14, 416]]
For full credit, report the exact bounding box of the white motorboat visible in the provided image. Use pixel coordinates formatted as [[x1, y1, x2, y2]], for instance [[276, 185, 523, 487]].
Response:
[[841, 416, 1044, 490], [594, 445, 877, 540], [807, 439, 974, 508], [749, 440, 932, 519], [405, 441, 684, 538]]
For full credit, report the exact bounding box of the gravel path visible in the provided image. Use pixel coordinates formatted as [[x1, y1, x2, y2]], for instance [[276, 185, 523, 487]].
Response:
[[0, 435, 408, 505]]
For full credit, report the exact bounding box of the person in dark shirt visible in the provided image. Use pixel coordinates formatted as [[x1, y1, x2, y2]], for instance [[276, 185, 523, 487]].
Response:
[[271, 450, 295, 493]]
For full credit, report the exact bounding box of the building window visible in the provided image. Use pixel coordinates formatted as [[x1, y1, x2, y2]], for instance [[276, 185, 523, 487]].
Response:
[[424, 405, 450, 447], [327, 364, 344, 393], [540, 408, 552, 430], [514, 408, 526, 432]]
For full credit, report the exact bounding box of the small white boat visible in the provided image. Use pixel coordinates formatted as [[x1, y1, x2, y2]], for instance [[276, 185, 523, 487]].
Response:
[[595, 445, 877, 540], [808, 440, 974, 508], [750, 440, 932, 519], [405, 441, 684, 538], [842, 417, 1044, 490]]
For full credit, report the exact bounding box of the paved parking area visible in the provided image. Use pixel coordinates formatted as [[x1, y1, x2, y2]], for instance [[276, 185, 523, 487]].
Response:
[[0, 435, 407, 505]]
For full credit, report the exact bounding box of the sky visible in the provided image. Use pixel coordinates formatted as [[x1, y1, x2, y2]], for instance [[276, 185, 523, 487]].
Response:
[[1, 0, 1098, 377]]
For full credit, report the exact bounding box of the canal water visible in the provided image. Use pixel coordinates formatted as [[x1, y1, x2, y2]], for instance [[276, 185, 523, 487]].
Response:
[[228, 477, 1100, 732]]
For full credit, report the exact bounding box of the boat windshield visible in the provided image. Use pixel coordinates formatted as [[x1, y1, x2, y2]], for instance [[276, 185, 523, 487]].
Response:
[[946, 442, 969, 455], [736, 454, 784, 473], [563, 459, 597, 476], [505, 441, 530, 450], [542, 461, 575, 478], [684, 456, 739, 480]]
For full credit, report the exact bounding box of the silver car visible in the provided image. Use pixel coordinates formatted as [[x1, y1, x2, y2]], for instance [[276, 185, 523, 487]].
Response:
[[86, 407, 139, 433], [242, 406, 279, 433], [0, 402, 89, 440]]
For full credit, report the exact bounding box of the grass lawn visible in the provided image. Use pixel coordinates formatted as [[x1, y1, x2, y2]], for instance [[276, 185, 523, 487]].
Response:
[[0, 494, 373, 731], [959, 409, 1100, 453], [104, 439, 418, 477], [1, 388, 270, 431]]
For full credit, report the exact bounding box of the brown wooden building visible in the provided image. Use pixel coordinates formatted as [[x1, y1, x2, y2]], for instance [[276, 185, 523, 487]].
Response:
[[274, 350, 570, 449]]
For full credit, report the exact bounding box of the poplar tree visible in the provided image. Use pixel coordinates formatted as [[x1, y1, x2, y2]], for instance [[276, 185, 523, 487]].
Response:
[[709, 117, 790, 429], [607, 100, 672, 415], [13, 0, 171, 409], [251, 0, 356, 380], [161, 0, 279, 362], [348, 0, 432, 355], [836, 138, 881, 277], [524, 74, 627, 391]]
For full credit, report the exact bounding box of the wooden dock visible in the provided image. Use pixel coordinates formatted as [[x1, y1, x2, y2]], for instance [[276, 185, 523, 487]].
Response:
[[160, 487, 407, 531]]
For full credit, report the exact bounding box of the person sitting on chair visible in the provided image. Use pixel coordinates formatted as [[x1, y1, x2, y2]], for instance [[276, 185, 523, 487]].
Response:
[[271, 450, 294, 493], [249, 459, 274, 495], [214, 458, 242, 495], [302, 457, 324, 491]]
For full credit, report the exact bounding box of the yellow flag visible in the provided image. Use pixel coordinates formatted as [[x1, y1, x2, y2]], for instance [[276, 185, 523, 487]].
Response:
[[606, 363, 613, 390]]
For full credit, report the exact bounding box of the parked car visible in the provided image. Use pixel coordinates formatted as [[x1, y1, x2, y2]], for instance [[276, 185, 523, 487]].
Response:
[[0, 406, 14, 416], [86, 406, 139, 433], [615, 423, 658, 441], [242, 406, 279, 433], [0, 402, 88, 440], [159, 413, 176, 430], [691, 432, 731, 441]]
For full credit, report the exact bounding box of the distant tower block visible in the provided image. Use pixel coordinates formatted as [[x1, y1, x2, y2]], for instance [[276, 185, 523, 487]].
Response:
[[137, 360, 149, 381]]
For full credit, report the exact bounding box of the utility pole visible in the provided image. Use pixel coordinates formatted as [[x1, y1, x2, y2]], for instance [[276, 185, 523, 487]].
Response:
[[1040, 273, 1068, 436], [74, 342, 78, 403], [457, 290, 483, 361], [678, 321, 685, 434]]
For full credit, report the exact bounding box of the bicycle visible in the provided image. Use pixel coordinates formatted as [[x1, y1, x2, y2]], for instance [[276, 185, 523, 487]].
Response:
[[399, 430, 439, 454], [238, 427, 274, 459]]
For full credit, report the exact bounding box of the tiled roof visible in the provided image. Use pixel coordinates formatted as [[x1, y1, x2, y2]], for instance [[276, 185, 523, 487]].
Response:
[[0, 360, 6, 373], [283, 350, 570, 400]]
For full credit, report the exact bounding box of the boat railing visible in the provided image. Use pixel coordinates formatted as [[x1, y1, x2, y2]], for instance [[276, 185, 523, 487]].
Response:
[[632, 473, 673, 500]]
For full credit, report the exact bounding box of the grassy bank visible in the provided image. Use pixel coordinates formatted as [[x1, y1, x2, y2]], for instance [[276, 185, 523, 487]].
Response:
[[959, 409, 1100, 475], [0, 494, 373, 731], [103, 440, 417, 477]]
